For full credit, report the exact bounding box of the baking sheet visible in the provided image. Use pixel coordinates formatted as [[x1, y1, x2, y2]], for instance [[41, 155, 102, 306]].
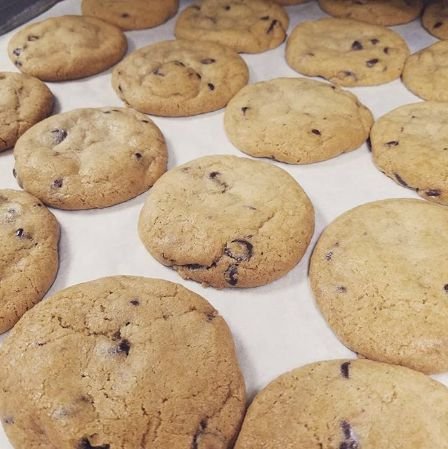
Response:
[[0, 1, 443, 446]]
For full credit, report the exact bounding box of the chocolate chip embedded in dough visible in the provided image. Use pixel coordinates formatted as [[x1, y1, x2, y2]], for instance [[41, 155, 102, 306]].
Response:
[[224, 239, 253, 262], [224, 265, 238, 286], [340, 361, 351, 379], [351, 40, 363, 51]]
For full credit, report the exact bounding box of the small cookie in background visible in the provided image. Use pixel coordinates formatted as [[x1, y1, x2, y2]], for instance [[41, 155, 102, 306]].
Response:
[[422, 0, 448, 39], [310, 199, 448, 374], [0, 189, 59, 334], [112, 40, 249, 117], [286, 18, 410, 86], [81, 0, 179, 30], [8, 15, 127, 81], [235, 359, 448, 449], [175, 0, 289, 54], [402, 41, 448, 101], [371, 102, 448, 205], [14, 108, 167, 210], [0, 276, 246, 449], [224, 77, 373, 164], [318, 0, 423, 26], [0, 72, 53, 152], [139, 155, 315, 289]]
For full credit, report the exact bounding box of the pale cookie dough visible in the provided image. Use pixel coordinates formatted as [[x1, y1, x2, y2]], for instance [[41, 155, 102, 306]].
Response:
[[8, 15, 127, 81], [0, 189, 59, 334], [112, 40, 249, 116], [175, 0, 289, 54], [0, 276, 246, 449], [309, 199, 448, 374], [0, 72, 53, 152], [81, 0, 179, 30], [318, 0, 423, 26], [402, 41, 448, 101], [14, 107, 167, 210], [422, 1, 448, 39], [224, 77, 373, 164], [371, 102, 448, 205], [235, 359, 448, 449], [139, 155, 315, 288], [286, 18, 410, 86]]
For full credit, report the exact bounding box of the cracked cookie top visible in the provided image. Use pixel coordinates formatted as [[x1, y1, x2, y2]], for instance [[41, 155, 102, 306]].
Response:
[[309, 199, 448, 374], [13, 107, 167, 210], [0, 276, 246, 449], [138, 155, 315, 288], [285, 18, 409, 87], [235, 359, 448, 449], [175, 0, 289, 54], [8, 15, 127, 81], [112, 39, 249, 117], [0, 189, 59, 334], [0, 72, 53, 152]]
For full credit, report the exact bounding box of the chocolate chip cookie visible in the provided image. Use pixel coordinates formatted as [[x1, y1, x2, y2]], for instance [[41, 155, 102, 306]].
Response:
[[310, 199, 448, 374], [224, 77, 373, 164], [14, 107, 167, 210], [0, 276, 246, 449], [8, 15, 127, 81], [81, 0, 179, 30], [422, 1, 448, 40], [139, 155, 315, 288], [175, 0, 289, 54], [371, 102, 448, 205], [112, 40, 249, 116], [318, 0, 423, 26], [285, 18, 410, 86], [0, 72, 53, 152], [235, 359, 448, 449], [0, 189, 59, 334]]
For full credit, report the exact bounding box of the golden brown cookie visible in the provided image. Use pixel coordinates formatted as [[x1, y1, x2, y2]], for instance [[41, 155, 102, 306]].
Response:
[[422, 1, 448, 39]]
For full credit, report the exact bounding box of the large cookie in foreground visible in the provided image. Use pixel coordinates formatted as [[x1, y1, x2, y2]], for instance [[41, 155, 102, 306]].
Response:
[[310, 199, 448, 374], [139, 155, 315, 288], [0, 276, 246, 449], [0, 189, 59, 334], [235, 359, 448, 449]]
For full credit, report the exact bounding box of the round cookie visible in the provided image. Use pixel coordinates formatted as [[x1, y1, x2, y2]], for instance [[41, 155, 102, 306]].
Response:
[[318, 0, 423, 26], [0, 189, 59, 334], [139, 155, 315, 288], [0, 276, 246, 449], [422, 1, 448, 40], [81, 0, 179, 30], [14, 107, 167, 210], [175, 0, 289, 54], [309, 199, 448, 374], [224, 77, 373, 164], [371, 102, 448, 205], [8, 15, 127, 81], [235, 359, 448, 449], [402, 41, 448, 101], [112, 40, 249, 117], [285, 18, 410, 86], [0, 72, 53, 152]]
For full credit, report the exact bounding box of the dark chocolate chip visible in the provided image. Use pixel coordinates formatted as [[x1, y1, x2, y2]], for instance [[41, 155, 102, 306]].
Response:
[[366, 58, 379, 67], [13, 48, 21, 56], [434, 22, 443, 29], [242, 106, 250, 114], [201, 58, 216, 64], [118, 339, 131, 356], [325, 251, 333, 261], [267, 19, 278, 33], [14, 61, 22, 67], [351, 40, 363, 51], [385, 140, 399, 147], [206, 311, 217, 321], [134, 152, 143, 160], [208, 171, 228, 192], [337, 286, 347, 293], [52, 178, 63, 188], [15, 228, 24, 238], [207, 83, 215, 90], [444, 284, 448, 293], [312, 129, 321, 136], [130, 299, 140, 306], [191, 419, 207, 449], [260, 15, 270, 20], [339, 421, 359, 449], [186, 264, 205, 270], [371, 38, 379, 45], [395, 173, 409, 188], [383, 47, 390, 54], [225, 265, 238, 286], [426, 189, 441, 197], [224, 5, 231, 10], [77, 438, 110, 449], [2, 416, 14, 425], [121, 12, 130, 18], [51, 128, 67, 144], [118, 85, 123, 92], [28, 35, 39, 41], [141, 119, 150, 123], [224, 239, 253, 262], [340, 361, 351, 379]]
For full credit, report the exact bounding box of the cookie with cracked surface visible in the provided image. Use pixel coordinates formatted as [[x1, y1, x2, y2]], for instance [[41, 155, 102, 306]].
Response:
[[14, 107, 167, 210], [235, 359, 448, 449], [422, 1, 448, 39], [0, 72, 53, 152], [8, 15, 127, 81], [402, 41, 448, 101], [285, 18, 410, 86], [318, 0, 423, 26], [371, 102, 448, 205], [138, 155, 314, 288], [174, 0, 289, 54], [0, 189, 59, 334], [310, 199, 448, 374], [224, 77, 373, 164], [112, 40, 249, 116], [0, 275, 246, 449], [81, 0, 179, 30]]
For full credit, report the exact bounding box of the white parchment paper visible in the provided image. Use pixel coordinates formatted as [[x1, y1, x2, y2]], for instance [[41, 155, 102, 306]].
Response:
[[0, 1, 444, 447]]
